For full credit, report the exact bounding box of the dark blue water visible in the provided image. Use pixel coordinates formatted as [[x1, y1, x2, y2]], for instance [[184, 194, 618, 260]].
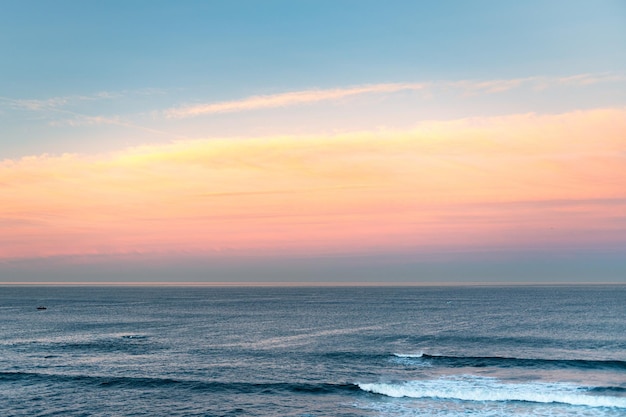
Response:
[[1, 285, 625, 416]]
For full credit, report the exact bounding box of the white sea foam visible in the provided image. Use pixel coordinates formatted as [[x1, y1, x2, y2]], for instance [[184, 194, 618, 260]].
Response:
[[393, 352, 425, 358], [358, 376, 626, 409]]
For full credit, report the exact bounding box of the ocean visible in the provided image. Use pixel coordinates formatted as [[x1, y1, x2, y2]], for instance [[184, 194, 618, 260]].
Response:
[[1, 285, 625, 416]]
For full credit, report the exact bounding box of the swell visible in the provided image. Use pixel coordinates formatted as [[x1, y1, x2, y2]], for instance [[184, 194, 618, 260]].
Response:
[[394, 353, 626, 371], [590, 386, 626, 396], [401, 334, 621, 351], [0, 371, 359, 395], [322, 351, 390, 362], [8, 334, 157, 355]]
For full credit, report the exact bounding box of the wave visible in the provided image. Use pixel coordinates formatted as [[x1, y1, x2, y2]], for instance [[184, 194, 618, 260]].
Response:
[[0, 371, 359, 395], [393, 353, 626, 371], [358, 376, 626, 408], [322, 351, 390, 362], [22, 333, 157, 356], [393, 352, 425, 358]]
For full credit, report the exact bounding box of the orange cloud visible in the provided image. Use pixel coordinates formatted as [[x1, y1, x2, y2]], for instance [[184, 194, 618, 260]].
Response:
[[1, 108, 625, 261]]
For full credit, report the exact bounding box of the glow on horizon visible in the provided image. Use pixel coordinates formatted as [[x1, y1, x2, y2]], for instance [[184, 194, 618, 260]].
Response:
[[2, 107, 625, 262]]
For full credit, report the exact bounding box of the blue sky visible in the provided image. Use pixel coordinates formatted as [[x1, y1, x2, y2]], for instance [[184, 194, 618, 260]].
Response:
[[1, 1, 625, 283], [2, 1, 625, 156], [3, 1, 624, 94]]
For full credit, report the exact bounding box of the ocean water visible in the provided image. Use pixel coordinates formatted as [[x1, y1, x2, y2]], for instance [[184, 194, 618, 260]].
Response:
[[1, 285, 625, 416]]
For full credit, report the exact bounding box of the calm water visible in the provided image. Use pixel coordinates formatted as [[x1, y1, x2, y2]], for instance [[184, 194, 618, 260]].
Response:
[[1, 285, 625, 416]]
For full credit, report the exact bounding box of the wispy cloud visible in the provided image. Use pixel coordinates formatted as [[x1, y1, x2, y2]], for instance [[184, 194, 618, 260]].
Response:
[[164, 72, 626, 119], [446, 77, 533, 95], [449, 73, 626, 95], [48, 110, 188, 139], [0, 92, 118, 112], [554, 73, 626, 86], [3, 73, 622, 130], [164, 83, 428, 118], [0, 94, 186, 140], [0, 88, 165, 113]]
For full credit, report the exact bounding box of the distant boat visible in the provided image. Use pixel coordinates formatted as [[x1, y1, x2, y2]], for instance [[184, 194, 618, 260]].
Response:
[[36, 306, 47, 310]]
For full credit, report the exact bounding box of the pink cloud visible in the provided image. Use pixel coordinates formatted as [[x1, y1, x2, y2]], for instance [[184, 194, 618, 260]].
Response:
[[1, 108, 624, 261]]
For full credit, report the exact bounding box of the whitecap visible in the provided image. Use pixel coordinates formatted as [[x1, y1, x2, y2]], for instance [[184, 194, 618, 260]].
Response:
[[393, 352, 425, 358], [358, 375, 626, 409]]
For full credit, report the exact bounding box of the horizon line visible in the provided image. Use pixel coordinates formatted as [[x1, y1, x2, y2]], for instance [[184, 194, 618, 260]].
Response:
[[0, 281, 623, 287]]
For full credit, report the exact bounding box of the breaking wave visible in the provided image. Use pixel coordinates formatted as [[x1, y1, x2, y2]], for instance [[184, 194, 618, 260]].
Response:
[[358, 376, 626, 408]]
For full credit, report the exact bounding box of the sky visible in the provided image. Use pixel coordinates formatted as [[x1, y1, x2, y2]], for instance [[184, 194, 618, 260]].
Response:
[[1, 0, 625, 283]]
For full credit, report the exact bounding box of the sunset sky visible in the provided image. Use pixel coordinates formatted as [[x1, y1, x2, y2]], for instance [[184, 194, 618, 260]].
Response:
[[1, 1, 625, 283]]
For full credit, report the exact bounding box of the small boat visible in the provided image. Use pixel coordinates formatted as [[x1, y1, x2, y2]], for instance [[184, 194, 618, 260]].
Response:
[[36, 306, 47, 310]]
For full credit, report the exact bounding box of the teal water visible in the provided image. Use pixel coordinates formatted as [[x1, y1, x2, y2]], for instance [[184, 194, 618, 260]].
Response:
[[1, 285, 625, 416]]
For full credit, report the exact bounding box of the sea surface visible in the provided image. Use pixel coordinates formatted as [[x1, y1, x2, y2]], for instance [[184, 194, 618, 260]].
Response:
[[1, 285, 625, 416]]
